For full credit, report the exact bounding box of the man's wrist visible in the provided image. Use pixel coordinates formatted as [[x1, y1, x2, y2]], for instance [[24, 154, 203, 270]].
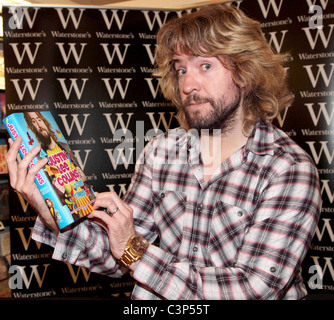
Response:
[[118, 234, 149, 268]]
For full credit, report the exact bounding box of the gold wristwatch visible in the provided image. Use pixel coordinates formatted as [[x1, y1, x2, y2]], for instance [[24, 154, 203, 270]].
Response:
[[118, 234, 149, 268]]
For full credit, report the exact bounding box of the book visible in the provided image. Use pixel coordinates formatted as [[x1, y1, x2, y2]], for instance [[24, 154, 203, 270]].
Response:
[[2, 111, 96, 230]]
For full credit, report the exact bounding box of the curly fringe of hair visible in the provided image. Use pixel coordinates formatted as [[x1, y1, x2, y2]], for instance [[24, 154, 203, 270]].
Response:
[[154, 4, 294, 134]]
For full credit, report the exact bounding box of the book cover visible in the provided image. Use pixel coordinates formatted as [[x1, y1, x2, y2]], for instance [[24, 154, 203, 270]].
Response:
[[2, 111, 96, 230]]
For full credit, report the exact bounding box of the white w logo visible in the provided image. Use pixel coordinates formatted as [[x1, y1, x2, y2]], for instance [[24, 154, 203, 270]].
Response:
[[310, 256, 334, 282], [15, 227, 42, 251], [102, 78, 132, 99], [321, 180, 334, 204], [9, 42, 42, 65], [275, 106, 290, 127], [306, 141, 334, 165], [10, 78, 43, 101], [58, 113, 90, 136], [142, 10, 170, 31], [315, 218, 334, 242], [100, 43, 130, 65], [257, 0, 284, 18], [103, 113, 134, 134], [55, 8, 85, 29], [72, 149, 92, 170], [146, 112, 175, 132], [57, 78, 88, 100], [302, 24, 334, 49], [99, 9, 128, 30], [9, 264, 50, 289], [303, 63, 334, 88], [105, 148, 135, 170], [142, 44, 156, 65], [56, 43, 87, 65], [305, 102, 334, 126], [8, 7, 39, 29], [145, 78, 160, 99], [305, 0, 329, 9], [266, 30, 288, 53], [66, 264, 91, 283]]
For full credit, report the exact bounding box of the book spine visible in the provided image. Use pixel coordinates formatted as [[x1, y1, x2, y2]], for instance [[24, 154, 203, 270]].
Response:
[[3, 114, 84, 230]]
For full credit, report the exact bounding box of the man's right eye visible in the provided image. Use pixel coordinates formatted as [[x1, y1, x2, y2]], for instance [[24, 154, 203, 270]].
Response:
[[176, 69, 186, 76]]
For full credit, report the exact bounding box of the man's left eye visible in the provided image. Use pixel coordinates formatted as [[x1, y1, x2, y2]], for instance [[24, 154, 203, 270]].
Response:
[[202, 64, 211, 71]]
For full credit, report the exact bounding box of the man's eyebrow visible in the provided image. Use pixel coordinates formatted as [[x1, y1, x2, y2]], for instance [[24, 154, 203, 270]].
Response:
[[172, 54, 203, 68], [172, 55, 193, 64], [172, 58, 183, 70]]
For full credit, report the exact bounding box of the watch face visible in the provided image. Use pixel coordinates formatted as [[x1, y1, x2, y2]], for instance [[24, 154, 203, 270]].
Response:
[[131, 236, 148, 255]]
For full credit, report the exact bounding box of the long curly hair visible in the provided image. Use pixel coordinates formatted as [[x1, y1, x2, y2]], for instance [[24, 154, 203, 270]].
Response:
[[155, 4, 294, 133]]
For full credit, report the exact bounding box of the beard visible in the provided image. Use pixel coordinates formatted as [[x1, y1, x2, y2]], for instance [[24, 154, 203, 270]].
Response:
[[36, 129, 52, 150], [183, 87, 241, 135]]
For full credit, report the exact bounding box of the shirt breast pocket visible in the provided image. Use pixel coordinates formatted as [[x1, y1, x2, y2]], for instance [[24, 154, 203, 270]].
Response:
[[152, 190, 187, 254], [209, 201, 251, 265]]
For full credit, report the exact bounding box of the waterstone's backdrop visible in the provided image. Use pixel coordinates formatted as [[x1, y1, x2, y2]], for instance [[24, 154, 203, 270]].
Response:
[[1, 0, 333, 298]]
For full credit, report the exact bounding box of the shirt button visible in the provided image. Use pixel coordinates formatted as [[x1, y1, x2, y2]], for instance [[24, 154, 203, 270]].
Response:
[[160, 192, 165, 198], [62, 252, 68, 260], [193, 245, 198, 252], [270, 267, 276, 273], [237, 211, 243, 217]]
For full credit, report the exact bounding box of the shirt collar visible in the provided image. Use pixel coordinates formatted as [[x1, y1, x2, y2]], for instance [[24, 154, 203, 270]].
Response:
[[180, 117, 275, 161], [244, 118, 275, 156]]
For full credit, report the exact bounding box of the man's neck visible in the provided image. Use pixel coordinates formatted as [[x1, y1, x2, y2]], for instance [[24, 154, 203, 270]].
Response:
[[200, 113, 251, 184]]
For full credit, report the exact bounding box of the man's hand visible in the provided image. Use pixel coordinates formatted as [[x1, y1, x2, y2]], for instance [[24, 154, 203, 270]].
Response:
[[89, 191, 136, 265], [6, 136, 59, 233]]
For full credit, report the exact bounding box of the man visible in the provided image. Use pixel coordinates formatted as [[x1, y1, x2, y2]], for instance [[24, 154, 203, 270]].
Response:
[[6, 4, 321, 300], [24, 112, 63, 153], [45, 198, 60, 225]]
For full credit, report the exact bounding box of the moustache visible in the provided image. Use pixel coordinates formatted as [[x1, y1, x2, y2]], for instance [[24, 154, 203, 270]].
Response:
[[184, 94, 210, 106]]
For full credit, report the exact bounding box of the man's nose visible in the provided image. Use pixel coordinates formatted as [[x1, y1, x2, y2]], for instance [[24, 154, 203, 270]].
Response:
[[182, 72, 200, 95]]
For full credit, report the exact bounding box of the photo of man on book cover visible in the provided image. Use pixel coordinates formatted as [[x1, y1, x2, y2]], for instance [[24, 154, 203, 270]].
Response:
[[22, 111, 95, 225]]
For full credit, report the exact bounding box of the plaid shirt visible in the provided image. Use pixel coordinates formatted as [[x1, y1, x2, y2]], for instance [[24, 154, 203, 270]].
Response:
[[33, 118, 321, 300]]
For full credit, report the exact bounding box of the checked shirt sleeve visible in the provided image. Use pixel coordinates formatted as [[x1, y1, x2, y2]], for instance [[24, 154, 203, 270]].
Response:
[[131, 161, 321, 300], [32, 216, 125, 278]]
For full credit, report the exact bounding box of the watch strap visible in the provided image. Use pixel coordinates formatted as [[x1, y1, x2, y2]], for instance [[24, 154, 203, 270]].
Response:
[[119, 249, 137, 268], [118, 235, 149, 268]]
